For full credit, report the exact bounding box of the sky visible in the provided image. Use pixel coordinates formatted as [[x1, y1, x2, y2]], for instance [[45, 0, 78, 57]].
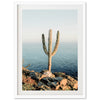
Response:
[[22, 10, 78, 43]]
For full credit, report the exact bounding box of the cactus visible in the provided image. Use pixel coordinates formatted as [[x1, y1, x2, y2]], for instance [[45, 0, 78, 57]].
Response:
[[42, 29, 60, 72]]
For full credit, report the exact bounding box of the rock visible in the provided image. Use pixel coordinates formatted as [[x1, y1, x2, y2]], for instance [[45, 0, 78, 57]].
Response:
[[40, 70, 55, 78], [73, 81, 78, 90], [55, 85, 60, 90], [30, 70, 34, 72], [48, 77, 65, 87], [60, 78, 67, 86], [54, 77, 63, 82], [47, 77, 63, 83], [26, 77, 37, 85], [40, 77, 50, 85], [39, 74, 48, 80], [67, 79, 74, 88], [42, 85, 51, 90], [36, 84, 51, 90], [47, 82, 56, 89], [53, 72, 66, 77], [22, 74, 27, 84], [66, 75, 77, 83], [37, 81, 44, 87], [22, 75, 37, 86], [35, 72, 42, 77], [58, 86, 62, 90], [52, 81, 59, 85], [29, 72, 39, 81], [35, 72, 42, 80], [47, 77, 56, 82], [22, 83, 35, 90], [40, 77, 59, 89], [66, 75, 78, 89], [22, 67, 30, 76], [61, 85, 71, 90], [22, 67, 78, 91]]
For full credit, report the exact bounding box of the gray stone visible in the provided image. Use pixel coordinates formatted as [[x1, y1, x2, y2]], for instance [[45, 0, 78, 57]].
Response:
[[37, 81, 44, 87], [53, 72, 66, 77], [54, 77, 63, 81], [47, 82, 56, 89], [52, 81, 58, 85], [47, 77, 56, 82], [47, 77, 63, 82], [40, 77, 50, 85], [29, 72, 39, 81]]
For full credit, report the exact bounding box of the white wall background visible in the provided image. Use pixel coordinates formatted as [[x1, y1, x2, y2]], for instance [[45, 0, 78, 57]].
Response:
[[0, 0, 100, 100]]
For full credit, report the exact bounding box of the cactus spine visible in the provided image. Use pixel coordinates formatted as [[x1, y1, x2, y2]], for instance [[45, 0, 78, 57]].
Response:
[[42, 29, 60, 72]]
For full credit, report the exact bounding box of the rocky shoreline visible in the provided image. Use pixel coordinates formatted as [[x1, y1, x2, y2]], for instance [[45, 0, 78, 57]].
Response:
[[22, 67, 78, 91]]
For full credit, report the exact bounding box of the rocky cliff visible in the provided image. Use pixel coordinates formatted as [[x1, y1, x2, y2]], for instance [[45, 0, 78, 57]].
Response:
[[22, 67, 78, 91]]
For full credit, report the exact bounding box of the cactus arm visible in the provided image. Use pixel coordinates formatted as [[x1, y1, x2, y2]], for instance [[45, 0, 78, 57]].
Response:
[[42, 34, 48, 55], [48, 29, 52, 55], [52, 31, 60, 56]]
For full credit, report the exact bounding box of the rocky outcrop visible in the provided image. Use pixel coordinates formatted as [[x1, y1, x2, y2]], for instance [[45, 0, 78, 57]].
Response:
[[22, 67, 78, 91]]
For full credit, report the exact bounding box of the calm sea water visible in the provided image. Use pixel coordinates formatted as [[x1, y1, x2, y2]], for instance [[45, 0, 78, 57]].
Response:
[[22, 42, 78, 78]]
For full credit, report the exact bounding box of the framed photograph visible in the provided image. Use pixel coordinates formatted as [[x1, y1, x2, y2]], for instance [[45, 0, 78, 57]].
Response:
[[15, 1, 86, 99]]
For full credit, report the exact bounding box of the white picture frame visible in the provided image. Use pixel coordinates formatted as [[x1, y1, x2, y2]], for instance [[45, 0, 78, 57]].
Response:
[[15, 1, 86, 99]]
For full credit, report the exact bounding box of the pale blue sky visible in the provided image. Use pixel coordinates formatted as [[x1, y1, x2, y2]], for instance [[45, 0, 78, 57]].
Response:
[[22, 10, 78, 43]]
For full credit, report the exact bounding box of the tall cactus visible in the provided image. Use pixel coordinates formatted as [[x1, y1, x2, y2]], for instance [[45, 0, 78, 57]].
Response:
[[42, 29, 60, 72]]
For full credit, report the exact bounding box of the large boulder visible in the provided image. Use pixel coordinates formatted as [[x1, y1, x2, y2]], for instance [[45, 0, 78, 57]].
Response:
[[40, 70, 55, 80]]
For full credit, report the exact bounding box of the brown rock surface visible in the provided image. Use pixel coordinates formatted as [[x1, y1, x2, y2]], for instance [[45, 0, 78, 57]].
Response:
[[60, 78, 67, 86], [22, 67, 78, 90], [73, 81, 78, 90]]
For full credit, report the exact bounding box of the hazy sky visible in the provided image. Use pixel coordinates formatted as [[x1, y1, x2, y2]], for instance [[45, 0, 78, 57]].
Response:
[[22, 10, 78, 43]]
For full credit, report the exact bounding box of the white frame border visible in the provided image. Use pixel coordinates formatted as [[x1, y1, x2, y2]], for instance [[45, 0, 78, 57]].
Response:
[[14, 1, 86, 99]]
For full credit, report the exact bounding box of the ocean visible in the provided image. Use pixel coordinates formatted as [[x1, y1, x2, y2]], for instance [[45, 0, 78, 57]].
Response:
[[22, 42, 78, 78]]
